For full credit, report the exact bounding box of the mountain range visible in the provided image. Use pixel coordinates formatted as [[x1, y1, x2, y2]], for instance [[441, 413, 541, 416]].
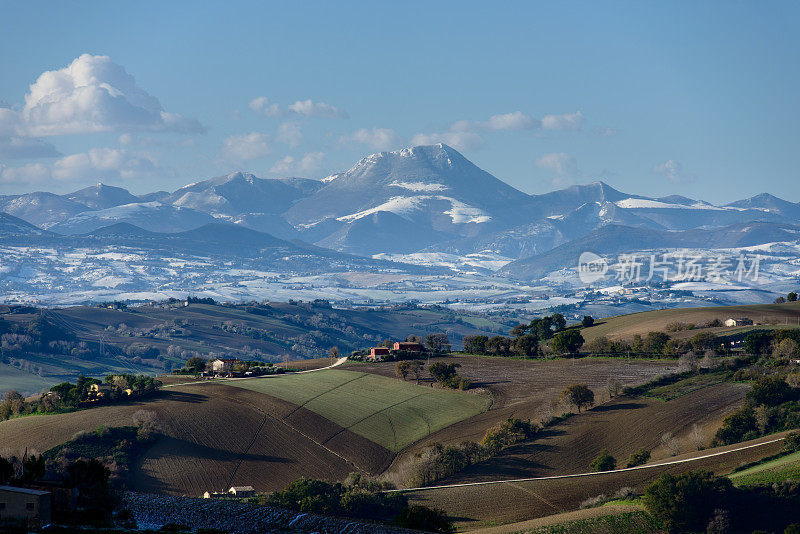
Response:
[[2, 143, 799, 283]]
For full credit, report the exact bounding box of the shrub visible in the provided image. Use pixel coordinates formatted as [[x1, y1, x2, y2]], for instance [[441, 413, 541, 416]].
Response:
[[551, 330, 584, 354], [590, 450, 616, 472], [395, 505, 454, 533], [748, 376, 792, 407], [643, 471, 732, 533], [581, 315, 595, 327], [626, 448, 651, 468], [783, 431, 800, 453]]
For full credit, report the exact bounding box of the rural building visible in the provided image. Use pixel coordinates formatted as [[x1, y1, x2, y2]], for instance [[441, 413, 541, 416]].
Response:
[[367, 347, 390, 360], [88, 383, 113, 399], [392, 342, 424, 352], [724, 318, 753, 327], [203, 490, 228, 499], [0, 486, 52, 529], [212, 358, 240, 373], [229, 486, 255, 498]]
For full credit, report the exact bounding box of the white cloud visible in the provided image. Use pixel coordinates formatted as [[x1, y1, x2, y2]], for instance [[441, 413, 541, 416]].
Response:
[[541, 111, 584, 131], [52, 148, 156, 181], [654, 159, 695, 184], [220, 132, 272, 162], [0, 147, 157, 184], [249, 96, 347, 119], [277, 122, 304, 147], [341, 128, 401, 151], [270, 152, 325, 176], [410, 131, 484, 151], [536, 153, 579, 187], [249, 96, 282, 117], [0, 137, 61, 159], [484, 111, 539, 131], [19, 54, 203, 136], [0, 163, 51, 184], [287, 99, 347, 118]]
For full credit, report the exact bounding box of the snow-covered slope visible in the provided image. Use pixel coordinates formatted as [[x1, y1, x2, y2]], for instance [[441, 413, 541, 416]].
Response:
[[50, 202, 216, 235], [65, 183, 141, 210], [0, 192, 90, 229]]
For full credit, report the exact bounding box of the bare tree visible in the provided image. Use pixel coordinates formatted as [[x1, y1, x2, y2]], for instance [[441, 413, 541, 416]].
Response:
[[661, 431, 681, 456], [754, 404, 770, 435], [133, 409, 160, 438], [607, 378, 622, 399], [690, 423, 705, 450]]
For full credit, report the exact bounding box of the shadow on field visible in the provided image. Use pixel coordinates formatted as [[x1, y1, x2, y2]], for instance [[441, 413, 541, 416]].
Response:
[[590, 402, 647, 412], [150, 436, 294, 465], [160, 390, 209, 404]]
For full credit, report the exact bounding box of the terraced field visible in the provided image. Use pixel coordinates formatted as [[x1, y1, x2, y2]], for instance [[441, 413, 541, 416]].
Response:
[[226, 369, 491, 451], [728, 450, 800, 486]]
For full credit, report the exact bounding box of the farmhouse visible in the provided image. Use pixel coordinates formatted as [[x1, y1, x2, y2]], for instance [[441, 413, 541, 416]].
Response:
[[212, 358, 240, 373], [88, 383, 113, 399], [229, 486, 255, 498], [367, 347, 390, 361], [0, 486, 52, 529], [724, 318, 753, 327], [393, 341, 424, 352]]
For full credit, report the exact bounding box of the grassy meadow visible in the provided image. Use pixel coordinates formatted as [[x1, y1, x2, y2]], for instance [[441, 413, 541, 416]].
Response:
[[227, 369, 490, 451]]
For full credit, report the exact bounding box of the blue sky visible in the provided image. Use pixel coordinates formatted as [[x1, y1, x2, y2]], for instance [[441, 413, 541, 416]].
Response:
[[0, 1, 798, 202]]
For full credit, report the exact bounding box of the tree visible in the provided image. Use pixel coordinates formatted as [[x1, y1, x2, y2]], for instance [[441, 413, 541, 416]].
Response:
[[395, 361, 411, 381], [581, 315, 595, 327], [560, 383, 594, 413], [510, 324, 528, 337], [550, 313, 567, 332], [329, 346, 340, 360], [185, 356, 207, 373], [744, 330, 773, 355], [690, 332, 718, 352], [511, 334, 539, 358], [643, 331, 670, 355], [529, 317, 554, 340], [395, 505, 454, 533], [747, 375, 791, 406], [486, 336, 511, 356], [626, 448, 651, 467], [774, 338, 800, 360], [425, 333, 451, 354], [409, 361, 424, 384], [428, 362, 460, 383], [463, 335, 488, 354], [590, 450, 616, 471], [775, 296, 787, 304], [643, 471, 732, 533], [551, 330, 584, 355], [789, 292, 798, 302]]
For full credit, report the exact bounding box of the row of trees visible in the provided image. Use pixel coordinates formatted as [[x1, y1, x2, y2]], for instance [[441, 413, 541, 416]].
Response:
[[0, 373, 161, 421]]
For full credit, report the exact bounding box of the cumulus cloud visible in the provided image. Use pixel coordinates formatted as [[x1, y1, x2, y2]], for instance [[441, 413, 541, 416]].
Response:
[[18, 54, 203, 136], [484, 111, 539, 131], [654, 159, 695, 184], [220, 132, 272, 162], [1, 147, 157, 184], [52, 148, 157, 181], [277, 122, 304, 147], [270, 152, 325, 176], [341, 128, 401, 151], [410, 131, 484, 151], [249, 96, 347, 119], [541, 111, 584, 131]]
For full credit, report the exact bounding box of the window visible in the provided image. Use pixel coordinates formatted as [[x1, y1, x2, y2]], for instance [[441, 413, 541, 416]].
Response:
[[26, 502, 34, 510]]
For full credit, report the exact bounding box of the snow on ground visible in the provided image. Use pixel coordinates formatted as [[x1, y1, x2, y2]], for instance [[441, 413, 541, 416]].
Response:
[[337, 195, 490, 224], [614, 198, 733, 210], [388, 181, 448, 192], [373, 251, 512, 272]]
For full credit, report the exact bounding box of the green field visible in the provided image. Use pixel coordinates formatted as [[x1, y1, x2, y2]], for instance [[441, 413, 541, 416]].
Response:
[[728, 451, 800, 486], [0, 363, 55, 394], [227, 369, 490, 451]]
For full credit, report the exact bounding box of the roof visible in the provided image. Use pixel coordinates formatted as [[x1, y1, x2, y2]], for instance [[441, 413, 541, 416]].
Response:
[[230, 486, 254, 491], [0, 485, 51, 496]]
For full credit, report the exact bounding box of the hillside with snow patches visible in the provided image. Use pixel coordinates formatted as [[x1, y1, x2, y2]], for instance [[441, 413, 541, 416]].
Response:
[[1, 143, 800, 308]]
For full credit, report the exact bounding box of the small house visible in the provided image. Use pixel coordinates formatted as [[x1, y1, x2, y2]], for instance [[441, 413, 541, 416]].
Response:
[[393, 341, 424, 352], [212, 358, 240, 374], [724, 318, 753, 327], [203, 490, 228, 499], [0, 485, 52, 529], [228, 486, 255, 498], [367, 347, 390, 361], [88, 383, 113, 399]]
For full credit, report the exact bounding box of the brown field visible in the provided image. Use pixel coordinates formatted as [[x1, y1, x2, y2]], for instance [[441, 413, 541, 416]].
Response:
[[439, 382, 747, 485], [404, 433, 787, 529], [581, 301, 800, 342], [0, 384, 392, 496], [345, 355, 679, 472]]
